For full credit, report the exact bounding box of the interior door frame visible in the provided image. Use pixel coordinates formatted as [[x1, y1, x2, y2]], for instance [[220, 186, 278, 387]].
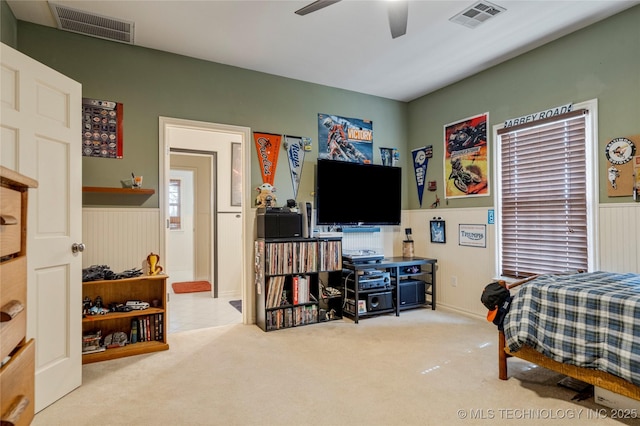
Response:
[[170, 151, 215, 295], [159, 117, 252, 324]]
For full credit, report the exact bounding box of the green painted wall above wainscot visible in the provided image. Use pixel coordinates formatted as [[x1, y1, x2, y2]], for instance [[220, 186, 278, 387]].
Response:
[[7, 4, 640, 210], [14, 21, 408, 209]]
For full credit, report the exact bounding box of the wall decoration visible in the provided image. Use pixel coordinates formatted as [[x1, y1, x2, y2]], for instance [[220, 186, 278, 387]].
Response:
[[503, 103, 573, 128], [459, 224, 486, 248], [317, 113, 372, 163], [283, 135, 307, 199], [444, 112, 489, 199], [253, 132, 282, 186], [412, 146, 433, 207], [82, 98, 123, 158], [380, 147, 399, 166], [430, 218, 446, 243], [605, 135, 637, 197], [231, 142, 242, 206]]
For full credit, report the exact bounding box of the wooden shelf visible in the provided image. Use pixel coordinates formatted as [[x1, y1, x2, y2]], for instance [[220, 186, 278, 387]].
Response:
[[82, 274, 168, 364], [83, 307, 165, 323], [82, 186, 155, 195], [82, 341, 169, 364]]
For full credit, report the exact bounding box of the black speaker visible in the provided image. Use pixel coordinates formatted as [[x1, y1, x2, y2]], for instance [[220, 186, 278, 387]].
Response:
[[367, 291, 393, 312], [399, 279, 426, 306], [257, 209, 302, 238]]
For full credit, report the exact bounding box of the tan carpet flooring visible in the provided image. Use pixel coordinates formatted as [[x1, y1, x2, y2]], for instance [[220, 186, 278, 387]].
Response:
[[33, 309, 633, 425]]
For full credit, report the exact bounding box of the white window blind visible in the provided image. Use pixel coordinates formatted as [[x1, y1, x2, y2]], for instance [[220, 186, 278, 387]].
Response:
[[498, 109, 588, 278]]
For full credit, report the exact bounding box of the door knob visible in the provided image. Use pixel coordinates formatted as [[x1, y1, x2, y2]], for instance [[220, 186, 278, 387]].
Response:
[[71, 243, 85, 253]]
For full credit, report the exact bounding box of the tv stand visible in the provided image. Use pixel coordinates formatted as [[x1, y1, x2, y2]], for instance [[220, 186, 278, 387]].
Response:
[[342, 257, 437, 323]]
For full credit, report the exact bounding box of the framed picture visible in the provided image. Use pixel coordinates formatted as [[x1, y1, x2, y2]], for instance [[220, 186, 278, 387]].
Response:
[[459, 224, 486, 248], [430, 219, 446, 243], [231, 142, 242, 206], [82, 97, 123, 158], [443, 112, 489, 199]]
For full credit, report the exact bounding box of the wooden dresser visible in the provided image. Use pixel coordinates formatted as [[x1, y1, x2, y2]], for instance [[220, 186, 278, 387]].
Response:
[[1, 166, 37, 426]]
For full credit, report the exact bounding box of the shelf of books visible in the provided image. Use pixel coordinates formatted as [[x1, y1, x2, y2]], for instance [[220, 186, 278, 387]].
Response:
[[255, 237, 342, 332], [81, 275, 169, 363]]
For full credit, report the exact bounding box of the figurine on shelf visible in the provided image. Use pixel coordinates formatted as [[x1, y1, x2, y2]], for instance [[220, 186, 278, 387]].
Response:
[[255, 183, 277, 208], [146, 252, 163, 275]]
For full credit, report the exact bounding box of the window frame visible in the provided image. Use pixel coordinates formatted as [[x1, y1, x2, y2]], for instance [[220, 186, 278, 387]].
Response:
[[494, 99, 599, 278], [168, 178, 182, 230]]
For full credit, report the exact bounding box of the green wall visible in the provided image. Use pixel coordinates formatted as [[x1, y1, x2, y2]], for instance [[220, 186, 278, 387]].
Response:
[[1, 0, 17, 48], [14, 22, 407, 208], [8, 5, 640, 210], [407, 5, 640, 209]]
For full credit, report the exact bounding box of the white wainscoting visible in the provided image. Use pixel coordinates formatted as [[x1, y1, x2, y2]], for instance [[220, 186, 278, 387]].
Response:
[[401, 208, 495, 318], [83, 204, 638, 319], [398, 204, 640, 319], [82, 208, 160, 273], [598, 203, 640, 273]]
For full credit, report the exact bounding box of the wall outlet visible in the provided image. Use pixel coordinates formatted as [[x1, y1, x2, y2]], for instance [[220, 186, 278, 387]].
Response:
[[450, 276, 458, 287]]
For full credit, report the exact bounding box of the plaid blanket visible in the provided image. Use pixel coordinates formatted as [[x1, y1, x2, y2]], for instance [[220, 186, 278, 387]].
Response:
[[504, 271, 640, 386]]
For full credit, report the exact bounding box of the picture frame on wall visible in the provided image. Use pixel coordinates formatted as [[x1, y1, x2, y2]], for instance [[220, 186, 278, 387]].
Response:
[[430, 219, 446, 243], [231, 142, 242, 206], [459, 224, 487, 248]]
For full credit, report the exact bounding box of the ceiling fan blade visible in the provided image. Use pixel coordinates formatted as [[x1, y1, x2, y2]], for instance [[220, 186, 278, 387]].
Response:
[[295, 0, 342, 16], [388, 0, 408, 39]]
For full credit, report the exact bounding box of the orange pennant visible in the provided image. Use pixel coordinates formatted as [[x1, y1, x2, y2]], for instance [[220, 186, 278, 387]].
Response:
[[254, 132, 281, 186]]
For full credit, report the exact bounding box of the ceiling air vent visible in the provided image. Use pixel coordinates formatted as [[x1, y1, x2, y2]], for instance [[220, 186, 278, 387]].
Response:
[[49, 2, 134, 44], [450, 1, 506, 29]]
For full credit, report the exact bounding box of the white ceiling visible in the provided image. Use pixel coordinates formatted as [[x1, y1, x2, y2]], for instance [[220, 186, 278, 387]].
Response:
[[7, 0, 639, 102]]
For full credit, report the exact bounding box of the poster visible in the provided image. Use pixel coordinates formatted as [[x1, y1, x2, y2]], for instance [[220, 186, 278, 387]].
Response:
[[317, 113, 373, 163], [82, 98, 123, 158], [444, 113, 489, 199]]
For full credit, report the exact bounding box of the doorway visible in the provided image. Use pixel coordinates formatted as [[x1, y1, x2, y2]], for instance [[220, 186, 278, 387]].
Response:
[[159, 117, 251, 330]]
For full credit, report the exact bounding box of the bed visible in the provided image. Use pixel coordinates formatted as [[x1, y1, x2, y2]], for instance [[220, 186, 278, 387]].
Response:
[[497, 271, 640, 401]]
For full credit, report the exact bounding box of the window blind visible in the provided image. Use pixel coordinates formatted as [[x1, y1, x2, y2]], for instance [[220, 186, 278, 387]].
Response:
[[498, 109, 588, 278]]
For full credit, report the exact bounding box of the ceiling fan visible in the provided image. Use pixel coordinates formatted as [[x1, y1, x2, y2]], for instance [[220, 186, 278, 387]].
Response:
[[295, 0, 409, 39]]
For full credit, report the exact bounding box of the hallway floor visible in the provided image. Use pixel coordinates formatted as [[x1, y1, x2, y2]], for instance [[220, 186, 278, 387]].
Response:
[[168, 289, 242, 333]]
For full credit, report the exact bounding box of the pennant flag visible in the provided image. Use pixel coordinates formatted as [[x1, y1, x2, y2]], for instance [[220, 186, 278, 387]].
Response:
[[412, 146, 433, 207], [284, 135, 305, 199], [254, 132, 282, 186]]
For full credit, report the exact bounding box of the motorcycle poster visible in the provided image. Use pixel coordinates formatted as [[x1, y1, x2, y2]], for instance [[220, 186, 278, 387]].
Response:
[[444, 112, 490, 199], [317, 113, 373, 164]]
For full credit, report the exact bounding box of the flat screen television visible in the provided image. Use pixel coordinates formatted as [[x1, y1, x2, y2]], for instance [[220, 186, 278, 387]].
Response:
[[315, 159, 401, 226]]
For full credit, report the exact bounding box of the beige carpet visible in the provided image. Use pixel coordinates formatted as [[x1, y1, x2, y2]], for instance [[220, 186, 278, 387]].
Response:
[[33, 309, 632, 425]]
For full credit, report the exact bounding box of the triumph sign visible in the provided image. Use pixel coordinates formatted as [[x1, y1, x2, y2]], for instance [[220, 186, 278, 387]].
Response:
[[459, 224, 486, 248]]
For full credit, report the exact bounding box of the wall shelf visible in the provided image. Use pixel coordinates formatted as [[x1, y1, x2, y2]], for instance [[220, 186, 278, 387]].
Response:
[[82, 186, 155, 195]]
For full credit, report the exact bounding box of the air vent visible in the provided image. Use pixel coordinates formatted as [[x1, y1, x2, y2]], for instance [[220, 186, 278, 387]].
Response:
[[450, 1, 506, 29], [49, 3, 134, 44]]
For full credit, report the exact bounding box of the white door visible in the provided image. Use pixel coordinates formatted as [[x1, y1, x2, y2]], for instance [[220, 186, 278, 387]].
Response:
[[217, 212, 242, 298], [1, 43, 82, 411]]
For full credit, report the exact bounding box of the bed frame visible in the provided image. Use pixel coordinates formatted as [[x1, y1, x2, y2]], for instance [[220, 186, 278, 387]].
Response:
[[498, 331, 640, 401], [497, 277, 640, 401]]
